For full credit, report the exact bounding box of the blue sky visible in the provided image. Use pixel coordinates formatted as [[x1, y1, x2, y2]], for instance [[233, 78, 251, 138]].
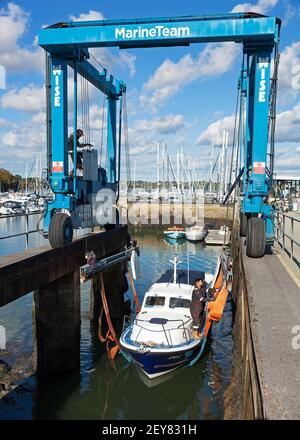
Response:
[[0, 0, 300, 179]]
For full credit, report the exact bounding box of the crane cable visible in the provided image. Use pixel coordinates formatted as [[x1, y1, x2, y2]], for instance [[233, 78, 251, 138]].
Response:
[[80, 75, 91, 146], [223, 69, 242, 247], [268, 41, 280, 190], [99, 94, 106, 167], [122, 92, 132, 194], [117, 96, 123, 203]]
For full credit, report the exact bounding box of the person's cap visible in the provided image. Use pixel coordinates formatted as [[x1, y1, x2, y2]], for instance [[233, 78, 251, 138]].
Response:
[[198, 271, 205, 280], [194, 272, 205, 283]]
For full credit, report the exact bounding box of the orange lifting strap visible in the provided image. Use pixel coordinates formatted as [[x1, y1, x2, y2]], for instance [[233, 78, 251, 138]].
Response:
[[203, 268, 229, 338], [97, 267, 141, 359], [127, 269, 141, 313], [98, 271, 121, 360]]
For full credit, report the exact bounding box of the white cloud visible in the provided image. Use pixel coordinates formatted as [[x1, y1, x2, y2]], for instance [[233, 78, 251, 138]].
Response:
[[231, 0, 278, 13], [87, 104, 106, 130], [196, 100, 300, 146], [0, 4, 135, 78], [196, 115, 235, 145], [0, 2, 43, 73], [0, 84, 45, 112], [69, 10, 105, 22], [281, 0, 300, 26], [31, 111, 46, 124], [2, 130, 18, 147], [275, 157, 300, 170], [278, 41, 300, 103], [126, 114, 187, 157], [275, 101, 300, 143], [119, 51, 136, 78], [195, 100, 300, 175], [1, 121, 45, 149], [129, 144, 157, 156], [139, 0, 279, 111], [140, 44, 239, 110], [134, 114, 186, 135]]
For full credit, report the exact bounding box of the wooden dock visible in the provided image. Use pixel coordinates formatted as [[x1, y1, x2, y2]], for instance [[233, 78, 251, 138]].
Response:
[[205, 229, 231, 246]]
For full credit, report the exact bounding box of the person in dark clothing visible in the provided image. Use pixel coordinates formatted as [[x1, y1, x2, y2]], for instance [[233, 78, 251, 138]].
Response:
[[68, 129, 93, 173], [190, 276, 217, 339]]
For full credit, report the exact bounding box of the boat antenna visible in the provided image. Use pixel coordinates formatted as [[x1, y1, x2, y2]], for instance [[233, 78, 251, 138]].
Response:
[[187, 241, 190, 285], [169, 254, 182, 284]]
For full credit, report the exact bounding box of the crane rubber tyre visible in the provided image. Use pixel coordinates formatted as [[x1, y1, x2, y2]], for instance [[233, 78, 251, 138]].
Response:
[[246, 217, 265, 258], [48, 213, 73, 248], [240, 213, 248, 237]]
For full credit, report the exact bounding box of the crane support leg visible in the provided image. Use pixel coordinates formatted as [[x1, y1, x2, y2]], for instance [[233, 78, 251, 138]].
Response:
[[242, 47, 274, 252]]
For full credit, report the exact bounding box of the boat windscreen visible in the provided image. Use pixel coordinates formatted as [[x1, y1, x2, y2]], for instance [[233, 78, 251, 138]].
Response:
[[157, 269, 205, 285], [145, 296, 165, 307], [169, 298, 190, 308]]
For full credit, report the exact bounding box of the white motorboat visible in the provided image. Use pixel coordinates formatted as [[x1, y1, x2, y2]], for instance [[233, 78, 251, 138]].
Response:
[[120, 254, 230, 379], [185, 225, 208, 242]]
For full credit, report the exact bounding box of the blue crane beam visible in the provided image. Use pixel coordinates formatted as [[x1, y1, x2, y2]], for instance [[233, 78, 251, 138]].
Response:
[[38, 14, 279, 52], [68, 58, 126, 97]]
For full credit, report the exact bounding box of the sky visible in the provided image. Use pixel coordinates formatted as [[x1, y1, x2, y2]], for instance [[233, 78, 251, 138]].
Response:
[[0, 0, 300, 180]]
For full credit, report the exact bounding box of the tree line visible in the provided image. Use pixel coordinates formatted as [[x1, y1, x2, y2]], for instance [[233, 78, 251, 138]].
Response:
[[0, 168, 35, 192]]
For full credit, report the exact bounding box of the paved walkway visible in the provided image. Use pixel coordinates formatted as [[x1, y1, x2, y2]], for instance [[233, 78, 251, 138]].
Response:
[[242, 241, 300, 419]]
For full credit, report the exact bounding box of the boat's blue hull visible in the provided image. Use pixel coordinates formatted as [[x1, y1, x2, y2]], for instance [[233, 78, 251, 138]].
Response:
[[164, 232, 185, 240], [121, 339, 206, 378]]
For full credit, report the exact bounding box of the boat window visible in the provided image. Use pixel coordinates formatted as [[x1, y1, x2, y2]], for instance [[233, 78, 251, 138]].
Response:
[[169, 297, 190, 308], [145, 296, 165, 307]]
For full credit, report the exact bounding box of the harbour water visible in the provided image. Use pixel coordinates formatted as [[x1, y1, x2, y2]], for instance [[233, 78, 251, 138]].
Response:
[[0, 215, 233, 420]]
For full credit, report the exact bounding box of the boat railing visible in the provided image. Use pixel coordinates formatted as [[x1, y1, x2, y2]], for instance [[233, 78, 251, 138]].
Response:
[[129, 316, 192, 348]]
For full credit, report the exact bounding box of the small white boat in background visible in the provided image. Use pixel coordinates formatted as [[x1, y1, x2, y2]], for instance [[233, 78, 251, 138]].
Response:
[[185, 225, 208, 242], [163, 226, 185, 240], [218, 225, 229, 235], [26, 203, 41, 214], [0, 206, 13, 216]]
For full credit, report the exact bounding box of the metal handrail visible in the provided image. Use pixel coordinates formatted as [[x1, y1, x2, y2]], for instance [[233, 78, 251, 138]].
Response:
[[0, 211, 41, 220], [275, 211, 300, 267], [0, 211, 42, 249], [128, 316, 192, 348]]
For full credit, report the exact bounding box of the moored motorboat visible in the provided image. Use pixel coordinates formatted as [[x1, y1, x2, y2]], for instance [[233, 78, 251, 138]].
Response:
[[185, 225, 208, 242], [163, 226, 185, 240], [120, 254, 230, 379]]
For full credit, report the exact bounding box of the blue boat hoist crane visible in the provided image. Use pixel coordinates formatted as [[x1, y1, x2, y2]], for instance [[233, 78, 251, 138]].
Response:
[[38, 12, 281, 257]]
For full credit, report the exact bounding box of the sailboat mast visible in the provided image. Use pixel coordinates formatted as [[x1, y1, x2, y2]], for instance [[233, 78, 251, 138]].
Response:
[[224, 131, 229, 195], [209, 138, 215, 194], [156, 142, 160, 199], [25, 162, 28, 194]]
